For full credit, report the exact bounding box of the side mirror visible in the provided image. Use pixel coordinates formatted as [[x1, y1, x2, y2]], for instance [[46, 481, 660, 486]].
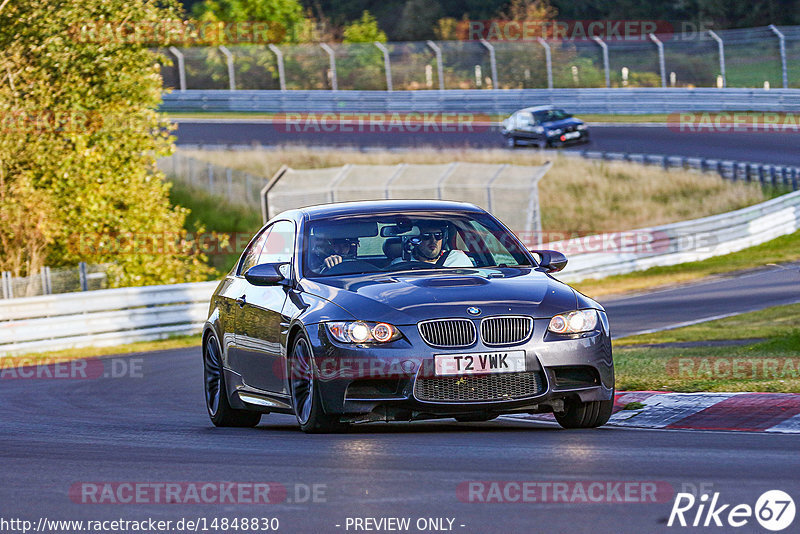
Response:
[[245, 262, 288, 286], [531, 250, 568, 273]]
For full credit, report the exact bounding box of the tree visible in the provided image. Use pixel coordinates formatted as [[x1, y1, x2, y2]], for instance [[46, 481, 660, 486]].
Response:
[[0, 0, 214, 286], [395, 0, 443, 41], [342, 11, 387, 43], [192, 0, 307, 43]]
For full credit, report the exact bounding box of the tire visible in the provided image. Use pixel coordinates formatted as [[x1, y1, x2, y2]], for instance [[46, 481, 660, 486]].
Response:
[[505, 135, 517, 148], [455, 414, 499, 422], [204, 333, 261, 428], [554, 393, 614, 429], [289, 333, 348, 434]]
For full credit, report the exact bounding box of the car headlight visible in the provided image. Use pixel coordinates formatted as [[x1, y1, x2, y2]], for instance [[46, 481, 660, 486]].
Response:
[[577, 124, 588, 130], [547, 310, 599, 334], [534, 126, 544, 133], [325, 321, 402, 343], [547, 128, 563, 136]]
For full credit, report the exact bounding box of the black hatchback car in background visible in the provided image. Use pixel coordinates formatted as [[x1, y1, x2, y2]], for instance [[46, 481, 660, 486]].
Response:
[[202, 200, 614, 433], [501, 105, 590, 148]]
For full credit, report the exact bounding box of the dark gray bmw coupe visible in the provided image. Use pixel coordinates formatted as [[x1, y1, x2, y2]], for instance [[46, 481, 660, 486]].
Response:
[[203, 200, 614, 433]]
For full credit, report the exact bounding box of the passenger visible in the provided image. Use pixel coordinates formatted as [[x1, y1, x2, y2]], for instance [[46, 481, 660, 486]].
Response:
[[409, 222, 473, 267]]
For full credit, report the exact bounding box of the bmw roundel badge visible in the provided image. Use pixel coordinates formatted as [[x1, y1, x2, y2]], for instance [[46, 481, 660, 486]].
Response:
[[467, 307, 481, 316]]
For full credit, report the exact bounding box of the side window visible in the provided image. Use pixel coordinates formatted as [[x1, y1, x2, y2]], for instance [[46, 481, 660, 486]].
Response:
[[257, 220, 295, 265], [239, 228, 271, 275]]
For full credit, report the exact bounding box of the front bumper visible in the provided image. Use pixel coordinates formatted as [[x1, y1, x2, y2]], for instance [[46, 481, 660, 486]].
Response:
[[304, 317, 613, 421]]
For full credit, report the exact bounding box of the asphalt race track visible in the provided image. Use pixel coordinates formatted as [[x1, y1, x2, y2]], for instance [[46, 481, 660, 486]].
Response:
[[603, 262, 800, 338], [2, 266, 799, 533], [174, 120, 800, 167]]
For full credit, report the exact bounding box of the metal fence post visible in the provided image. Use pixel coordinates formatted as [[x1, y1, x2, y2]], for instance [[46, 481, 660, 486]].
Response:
[[479, 38, 498, 89], [485, 164, 508, 213], [168, 47, 186, 91], [536, 38, 553, 89], [707, 30, 726, 88], [436, 163, 458, 199], [769, 25, 788, 89], [268, 44, 286, 91], [320, 43, 338, 91], [1, 271, 11, 299], [207, 162, 214, 193], [218, 45, 236, 91], [426, 41, 445, 90], [374, 42, 393, 91], [648, 33, 667, 88], [40, 267, 51, 295], [226, 168, 233, 201], [592, 36, 610, 88], [79, 262, 88, 291]]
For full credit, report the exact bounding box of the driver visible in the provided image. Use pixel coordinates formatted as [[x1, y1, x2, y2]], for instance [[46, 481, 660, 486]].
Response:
[[409, 221, 473, 267], [310, 235, 358, 271]]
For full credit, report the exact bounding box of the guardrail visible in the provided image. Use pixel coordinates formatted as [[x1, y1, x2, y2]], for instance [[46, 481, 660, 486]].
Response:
[[565, 150, 800, 190], [0, 282, 217, 356], [554, 188, 800, 282], [160, 88, 800, 115]]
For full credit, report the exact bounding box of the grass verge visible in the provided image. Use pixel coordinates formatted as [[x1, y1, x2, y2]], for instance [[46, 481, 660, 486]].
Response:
[[182, 147, 766, 236], [614, 303, 800, 392], [574, 230, 800, 297], [0, 335, 200, 369]]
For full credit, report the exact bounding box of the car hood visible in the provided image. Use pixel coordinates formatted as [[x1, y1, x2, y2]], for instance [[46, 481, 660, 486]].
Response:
[[299, 267, 579, 325], [543, 117, 583, 129]]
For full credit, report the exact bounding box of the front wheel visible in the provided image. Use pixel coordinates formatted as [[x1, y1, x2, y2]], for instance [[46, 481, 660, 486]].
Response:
[[504, 135, 517, 148], [554, 394, 614, 429], [204, 333, 261, 427], [289, 333, 348, 433]]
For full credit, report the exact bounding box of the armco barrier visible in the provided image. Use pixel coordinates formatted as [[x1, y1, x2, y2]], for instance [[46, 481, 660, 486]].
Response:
[[554, 189, 800, 282], [1, 190, 798, 355], [160, 88, 800, 115], [0, 281, 217, 356]]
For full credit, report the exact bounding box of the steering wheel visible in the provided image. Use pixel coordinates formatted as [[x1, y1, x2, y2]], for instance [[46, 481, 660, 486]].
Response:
[[384, 260, 435, 272], [319, 258, 375, 275]]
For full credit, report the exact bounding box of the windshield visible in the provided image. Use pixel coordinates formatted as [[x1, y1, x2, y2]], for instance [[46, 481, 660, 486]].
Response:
[[533, 109, 572, 123], [304, 211, 534, 277]]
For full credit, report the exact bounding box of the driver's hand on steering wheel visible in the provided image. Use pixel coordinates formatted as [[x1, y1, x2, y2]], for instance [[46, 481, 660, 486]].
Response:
[[323, 255, 343, 268]]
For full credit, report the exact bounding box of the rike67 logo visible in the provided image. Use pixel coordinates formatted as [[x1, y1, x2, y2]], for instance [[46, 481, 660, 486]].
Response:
[[668, 490, 795, 531]]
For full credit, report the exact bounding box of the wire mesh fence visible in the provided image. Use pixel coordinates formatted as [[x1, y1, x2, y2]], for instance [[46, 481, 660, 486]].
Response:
[[1, 263, 110, 299], [262, 162, 551, 236], [156, 25, 800, 91], [158, 152, 269, 209]]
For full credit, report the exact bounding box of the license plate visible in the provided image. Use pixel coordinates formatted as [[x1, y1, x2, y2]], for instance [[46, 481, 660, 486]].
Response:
[[564, 131, 580, 140], [434, 351, 526, 376]]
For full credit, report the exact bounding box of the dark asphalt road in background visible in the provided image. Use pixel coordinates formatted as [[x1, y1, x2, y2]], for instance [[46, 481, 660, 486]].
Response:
[[174, 121, 800, 167], [603, 262, 800, 338], [2, 265, 799, 533]]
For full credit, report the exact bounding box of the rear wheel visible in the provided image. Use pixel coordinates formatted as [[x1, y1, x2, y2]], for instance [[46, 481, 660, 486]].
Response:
[[504, 135, 517, 148], [204, 333, 261, 427], [290, 334, 348, 434], [554, 393, 613, 429]]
